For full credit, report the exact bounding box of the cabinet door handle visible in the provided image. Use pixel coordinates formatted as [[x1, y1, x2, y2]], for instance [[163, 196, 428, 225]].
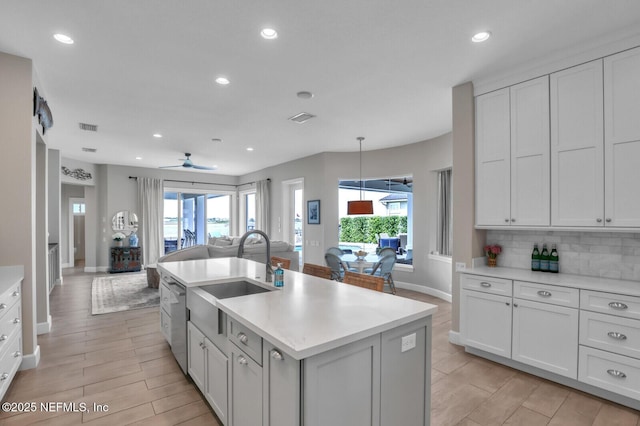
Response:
[[271, 349, 283, 361], [606, 218, 612, 223], [0, 373, 8, 381], [609, 302, 628, 310], [237, 355, 248, 366], [504, 218, 509, 223], [13, 351, 21, 358], [513, 303, 519, 308], [506, 302, 510, 306], [597, 218, 603, 223], [199, 341, 204, 348], [537, 290, 552, 298], [0, 335, 7, 342], [12, 291, 19, 297], [607, 369, 627, 379], [237, 332, 249, 345], [13, 318, 20, 324], [0, 303, 6, 310], [480, 282, 492, 288], [511, 218, 516, 222], [607, 331, 627, 341]]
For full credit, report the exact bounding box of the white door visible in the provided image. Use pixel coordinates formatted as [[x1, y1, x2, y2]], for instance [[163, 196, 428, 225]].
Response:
[[512, 298, 578, 379], [460, 289, 512, 357], [476, 88, 511, 226], [282, 178, 303, 270], [510, 76, 550, 226], [550, 59, 604, 227], [604, 47, 640, 227], [205, 336, 228, 425], [187, 322, 206, 392]]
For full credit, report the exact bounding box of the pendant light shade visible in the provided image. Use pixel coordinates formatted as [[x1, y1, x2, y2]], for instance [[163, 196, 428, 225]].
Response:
[[347, 200, 373, 215], [347, 137, 374, 215]]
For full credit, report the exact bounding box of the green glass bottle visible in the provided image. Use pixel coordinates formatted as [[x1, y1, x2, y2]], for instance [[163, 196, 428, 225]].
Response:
[[531, 243, 540, 271], [540, 244, 550, 272], [549, 244, 559, 273]]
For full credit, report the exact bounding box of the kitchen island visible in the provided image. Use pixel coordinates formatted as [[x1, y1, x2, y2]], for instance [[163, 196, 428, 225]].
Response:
[[158, 257, 437, 426]]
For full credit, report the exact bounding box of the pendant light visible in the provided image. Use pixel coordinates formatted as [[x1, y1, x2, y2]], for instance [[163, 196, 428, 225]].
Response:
[[347, 137, 374, 215]]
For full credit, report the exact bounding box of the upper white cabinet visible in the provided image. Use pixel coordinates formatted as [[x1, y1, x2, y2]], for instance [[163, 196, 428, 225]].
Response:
[[550, 59, 604, 227], [476, 76, 550, 226], [604, 47, 640, 227]]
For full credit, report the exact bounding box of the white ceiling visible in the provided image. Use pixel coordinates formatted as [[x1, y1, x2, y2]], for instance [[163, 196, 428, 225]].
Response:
[[1, 1, 640, 176]]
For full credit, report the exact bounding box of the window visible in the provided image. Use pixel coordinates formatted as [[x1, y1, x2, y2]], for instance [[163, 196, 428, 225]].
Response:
[[72, 202, 85, 214], [239, 191, 256, 232], [436, 169, 452, 256], [338, 177, 413, 265]]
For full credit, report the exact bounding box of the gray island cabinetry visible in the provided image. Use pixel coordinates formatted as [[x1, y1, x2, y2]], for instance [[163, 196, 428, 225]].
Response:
[[158, 257, 437, 426]]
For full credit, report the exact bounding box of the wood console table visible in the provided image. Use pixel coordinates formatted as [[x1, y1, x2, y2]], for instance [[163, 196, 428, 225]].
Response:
[[110, 246, 142, 273]]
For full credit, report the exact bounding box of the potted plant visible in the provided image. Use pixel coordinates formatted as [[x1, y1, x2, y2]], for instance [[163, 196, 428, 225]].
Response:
[[112, 232, 126, 247], [484, 244, 502, 267]]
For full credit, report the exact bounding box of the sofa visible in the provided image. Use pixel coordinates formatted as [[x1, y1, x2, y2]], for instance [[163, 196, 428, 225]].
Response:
[[157, 235, 300, 270]]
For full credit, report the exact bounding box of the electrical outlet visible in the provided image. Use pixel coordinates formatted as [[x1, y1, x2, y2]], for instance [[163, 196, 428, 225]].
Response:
[[401, 333, 416, 353], [455, 262, 466, 272]]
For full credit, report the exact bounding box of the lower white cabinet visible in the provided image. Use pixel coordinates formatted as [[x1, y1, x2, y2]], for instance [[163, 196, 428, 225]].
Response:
[[512, 298, 578, 378], [579, 346, 640, 400], [0, 273, 22, 401], [229, 342, 263, 426], [263, 343, 300, 426], [461, 289, 512, 358], [188, 321, 228, 424]]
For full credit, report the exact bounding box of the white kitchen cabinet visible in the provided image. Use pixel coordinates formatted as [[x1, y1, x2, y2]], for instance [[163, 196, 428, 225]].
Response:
[[476, 76, 550, 227], [188, 321, 228, 424], [476, 87, 511, 226], [512, 298, 578, 379], [550, 59, 604, 227], [0, 270, 22, 401], [460, 288, 512, 358], [604, 47, 640, 227], [229, 342, 263, 426], [263, 343, 300, 426]]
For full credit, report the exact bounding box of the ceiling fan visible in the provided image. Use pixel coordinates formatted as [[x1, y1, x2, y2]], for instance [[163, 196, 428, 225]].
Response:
[[160, 153, 217, 171]]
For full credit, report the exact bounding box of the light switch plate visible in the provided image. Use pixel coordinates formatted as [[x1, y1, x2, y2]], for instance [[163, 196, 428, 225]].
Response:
[[401, 333, 416, 352], [455, 262, 466, 272]]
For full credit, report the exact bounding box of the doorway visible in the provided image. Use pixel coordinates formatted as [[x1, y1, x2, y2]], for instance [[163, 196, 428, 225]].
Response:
[[282, 178, 304, 269], [69, 198, 85, 268]]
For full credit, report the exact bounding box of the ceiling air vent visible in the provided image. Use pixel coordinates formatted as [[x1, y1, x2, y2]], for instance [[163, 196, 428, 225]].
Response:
[[288, 112, 316, 124], [79, 122, 98, 132], [82, 147, 97, 153]]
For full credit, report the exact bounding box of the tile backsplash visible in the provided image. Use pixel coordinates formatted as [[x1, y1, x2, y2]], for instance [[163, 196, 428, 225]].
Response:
[[486, 230, 640, 281]]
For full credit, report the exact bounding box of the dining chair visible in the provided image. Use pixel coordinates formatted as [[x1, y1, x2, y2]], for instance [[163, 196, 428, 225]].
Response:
[[271, 256, 291, 270], [302, 263, 333, 280], [342, 272, 384, 292], [363, 248, 396, 274], [326, 247, 358, 272], [324, 252, 348, 281], [369, 253, 397, 294]]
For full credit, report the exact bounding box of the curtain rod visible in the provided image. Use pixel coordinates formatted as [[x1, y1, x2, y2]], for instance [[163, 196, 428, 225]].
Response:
[[128, 176, 270, 188]]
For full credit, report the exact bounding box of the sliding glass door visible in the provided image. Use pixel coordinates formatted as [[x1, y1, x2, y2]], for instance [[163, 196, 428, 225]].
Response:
[[164, 190, 232, 254]]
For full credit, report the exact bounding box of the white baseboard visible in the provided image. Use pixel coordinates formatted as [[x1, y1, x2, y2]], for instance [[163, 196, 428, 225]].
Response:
[[448, 330, 462, 346], [395, 281, 452, 303], [62, 262, 72, 268], [20, 345, 40, 370], [37, 315, 52, 335]]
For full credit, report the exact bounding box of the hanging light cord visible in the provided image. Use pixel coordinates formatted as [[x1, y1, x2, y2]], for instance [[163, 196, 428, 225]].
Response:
[[358, 136, 364, 200]]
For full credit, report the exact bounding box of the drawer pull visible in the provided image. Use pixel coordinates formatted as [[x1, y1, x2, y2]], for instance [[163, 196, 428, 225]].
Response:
[[12, 291, 19, 297], [13, 351, 21, 358], [0, 373, 8, 381], [0, 335, 7, 342], [0, 303, 6, 310], [237, 332, 249, 345], [480, 282, 492, 288], [199, 341, 204, 348], [609, 302, 628, 310], [271, 349, 283, 361], [607, 331, 627, 341], [13, 318, 20, 324], [607, 369, 627, 379], [537, 290, 552, 297], [237, 355, 248, 366]]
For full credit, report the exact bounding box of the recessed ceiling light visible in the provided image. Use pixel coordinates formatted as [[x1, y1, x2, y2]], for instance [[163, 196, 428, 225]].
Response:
[[246, 147, 254, 152], [297, 91, 313, 99], [153, 133, 163, 138], [215, 77, 230, 85], [261, 28, 278, 40], [136, 156, 142, 160], [471, 31, 491, 43], [53, 33, 74, 44], [211, 138, 223, 143]]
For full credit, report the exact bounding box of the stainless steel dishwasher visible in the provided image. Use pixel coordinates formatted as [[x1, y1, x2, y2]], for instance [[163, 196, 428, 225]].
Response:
[[168, 281, 188, 373]]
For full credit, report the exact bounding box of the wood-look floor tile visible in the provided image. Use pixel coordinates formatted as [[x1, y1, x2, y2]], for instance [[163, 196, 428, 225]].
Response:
[[82, 402, 156, 425], [522, 380, 570, 418], [432, 349, 473, 374], [130, 400, 213, 425], [151, 387, 202, 414], [447, 358, 517, 394], [548, 391, 603, 426], [467, 374, 540, 425], [593, 403, 639, 426], [431, 382, 491, 426], [178, 411, 221, 425], [503, 406, 550, 426]]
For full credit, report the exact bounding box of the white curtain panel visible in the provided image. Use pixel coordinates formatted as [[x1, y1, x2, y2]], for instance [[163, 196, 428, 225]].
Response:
[[255, 179, 271, 236], [137, 177, 164, 265]]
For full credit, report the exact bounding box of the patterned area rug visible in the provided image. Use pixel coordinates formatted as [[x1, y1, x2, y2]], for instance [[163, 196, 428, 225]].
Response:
[[91, 273, 159, 315]]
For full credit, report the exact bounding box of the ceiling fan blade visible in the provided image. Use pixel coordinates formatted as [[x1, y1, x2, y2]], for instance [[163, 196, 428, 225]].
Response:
[[159, 165, 183, 169], [192, 164, 217, 170]]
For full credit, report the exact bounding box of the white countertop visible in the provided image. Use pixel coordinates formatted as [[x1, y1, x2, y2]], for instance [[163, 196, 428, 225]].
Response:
[[462, 266, 640, 296], [158, 258, 437, 360], [0, 265, 24, 294]]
